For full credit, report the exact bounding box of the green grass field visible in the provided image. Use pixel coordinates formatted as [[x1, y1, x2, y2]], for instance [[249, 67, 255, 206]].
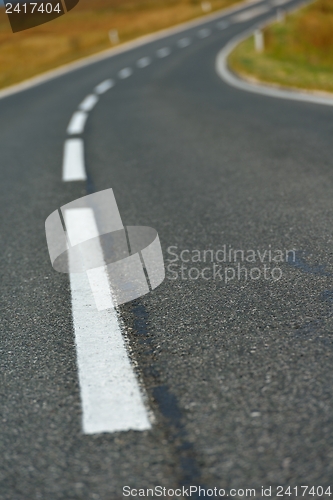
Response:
[[228, 0, 333, 94]]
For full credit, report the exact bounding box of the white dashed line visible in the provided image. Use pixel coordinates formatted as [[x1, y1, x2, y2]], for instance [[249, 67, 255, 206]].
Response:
[[197, 28, 212, 38], [177, 37, 192, 48], [62, 139, 86, 182], [271, 0, 289, 5], [65, 207, 152, 434], [136, 56, 152, 68], [156, 47, 171, 58], [67, 111, 88, 135], [94, 79, 115, 94], [232, 5, 270, 22], [65, 207, 115, 311], [118, 67, 133, 79], [79, 94, 99, 112], [216, 20, 229, 29]]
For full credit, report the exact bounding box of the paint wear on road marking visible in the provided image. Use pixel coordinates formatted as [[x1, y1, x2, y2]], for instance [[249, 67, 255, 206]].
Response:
[[65, 208, 152, 434]]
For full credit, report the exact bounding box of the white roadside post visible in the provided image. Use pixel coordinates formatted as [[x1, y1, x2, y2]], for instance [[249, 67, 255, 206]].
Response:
[[109, 29, 119, 45], [201, 1, 212, 12], [277, 9, 285, 22], [254, 29, 264, 53]]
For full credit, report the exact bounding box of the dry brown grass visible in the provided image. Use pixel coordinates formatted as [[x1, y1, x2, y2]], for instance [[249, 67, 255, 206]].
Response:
[[0, 0, 240, 89], [229, 0, 333, 93]]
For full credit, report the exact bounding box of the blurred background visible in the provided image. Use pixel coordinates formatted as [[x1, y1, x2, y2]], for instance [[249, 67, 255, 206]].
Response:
[[0, 0, 331, 96], [0, 0, 240, 90]]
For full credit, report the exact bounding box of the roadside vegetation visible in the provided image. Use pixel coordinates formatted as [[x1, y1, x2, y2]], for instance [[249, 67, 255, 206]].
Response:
[[0, 0, 241, 90], [228, 0, 333, 94]]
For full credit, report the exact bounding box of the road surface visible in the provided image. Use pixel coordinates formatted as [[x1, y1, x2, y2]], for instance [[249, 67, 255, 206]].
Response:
[[1, 0, 333, 498]]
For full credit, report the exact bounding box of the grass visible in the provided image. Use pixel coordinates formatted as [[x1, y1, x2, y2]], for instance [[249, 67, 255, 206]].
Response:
[[0, 0, 241, 90], [228, 0, 333, 94]]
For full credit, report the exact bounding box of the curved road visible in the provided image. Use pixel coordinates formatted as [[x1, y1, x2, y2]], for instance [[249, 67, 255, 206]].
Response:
[[1, 0, 333, 497]]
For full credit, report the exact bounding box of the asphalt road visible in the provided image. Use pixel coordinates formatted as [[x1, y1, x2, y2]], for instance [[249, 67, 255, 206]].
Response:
[[1, 0, 333, 498]]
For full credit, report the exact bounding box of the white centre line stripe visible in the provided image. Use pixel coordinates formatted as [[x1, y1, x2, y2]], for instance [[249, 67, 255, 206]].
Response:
[[79, 94, 99, 111], [216, 20, 229, 29], [67, 111, 88, 135], [197, 28, 211, 38], [177, 37, 191, 48], [136, 56, 152, 68], [65, 208, 152, 434], [271, 0, 289, 5], [156, 47, 171, 58], [62, 139, 86, 182], [232, 5, 270, 22], [118, 67, 133, 79], [94, 79, 115, 94]]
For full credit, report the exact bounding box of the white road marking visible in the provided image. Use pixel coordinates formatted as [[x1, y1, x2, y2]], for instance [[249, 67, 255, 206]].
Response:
[[86, 266, 114, 311], [216, 20, 229, 29], [94, 79, 115, 94], [79, 94, 99, 112], [177, 37, 191, 48], [197, 28, 211, 38], [65, 208, 152, 434], [64, 207, 99, 246], [52, 0, 281, 437], [136, 56, 152, 68], [271, 0, 289, 5], [67, 111, 88, 135], [156, 47, 171, 58], [65, 208, 114, 311], [62, 139, 86, 182], [232, 5, 270, 22], [118, 67, 133, 79]]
